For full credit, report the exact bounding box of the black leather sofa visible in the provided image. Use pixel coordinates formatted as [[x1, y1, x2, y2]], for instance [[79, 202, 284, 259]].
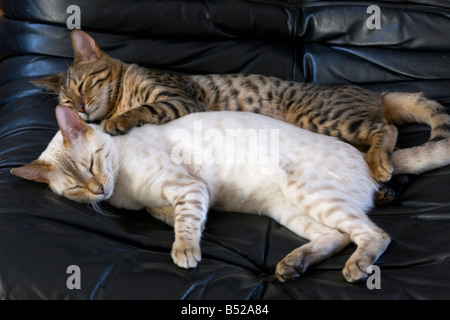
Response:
[[1, 0, 450, 300]]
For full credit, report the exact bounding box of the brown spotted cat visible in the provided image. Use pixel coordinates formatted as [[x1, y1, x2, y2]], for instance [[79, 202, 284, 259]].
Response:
[[33, 30, 450, 198]]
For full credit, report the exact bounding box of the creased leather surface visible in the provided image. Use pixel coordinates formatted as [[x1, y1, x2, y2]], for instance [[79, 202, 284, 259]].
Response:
[[0, 0, 449, 299]]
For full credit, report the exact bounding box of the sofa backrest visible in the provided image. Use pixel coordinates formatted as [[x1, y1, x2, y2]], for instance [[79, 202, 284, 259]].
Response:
[[0, 0, 449, 101]]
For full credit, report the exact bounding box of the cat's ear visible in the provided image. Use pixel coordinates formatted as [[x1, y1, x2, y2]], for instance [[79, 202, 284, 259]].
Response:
[[30, 73, 63, 92], [71, 30, 103, 63], [55, 105, 90, 144], [10, 160, 52, 184]]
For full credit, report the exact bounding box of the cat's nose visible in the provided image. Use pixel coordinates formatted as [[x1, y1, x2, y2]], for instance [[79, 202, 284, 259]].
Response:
[[95, 184, 104, 195], [76, 102, 85, 113]]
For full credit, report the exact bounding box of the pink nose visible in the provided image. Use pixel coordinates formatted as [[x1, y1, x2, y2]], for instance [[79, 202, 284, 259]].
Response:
[[95, 184, 104, 195]]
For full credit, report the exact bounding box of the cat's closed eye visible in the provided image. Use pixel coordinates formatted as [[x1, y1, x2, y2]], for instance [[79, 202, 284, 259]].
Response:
[[89, 158, 94, 174], [62, 185, 83, 197]]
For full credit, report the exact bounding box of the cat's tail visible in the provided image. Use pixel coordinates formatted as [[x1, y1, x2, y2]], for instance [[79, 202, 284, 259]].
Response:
[[392, 138, 450, 175], [381, 92, 450, 175], [382, 92, 450, 141]]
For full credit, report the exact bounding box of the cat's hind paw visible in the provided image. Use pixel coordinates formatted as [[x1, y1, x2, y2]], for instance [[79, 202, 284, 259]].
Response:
[[342, 257, 372, 283], [275, 262, 302, 282], [171, 241, 201, 269], [374, 184, 396, 205], [275, 249, 309, 282]]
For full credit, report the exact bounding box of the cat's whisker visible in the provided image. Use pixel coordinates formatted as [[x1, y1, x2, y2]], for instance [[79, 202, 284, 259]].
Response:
[[39, 91, 58, 96], [104, 153, 124, 187], [90, 201, 116, 217]]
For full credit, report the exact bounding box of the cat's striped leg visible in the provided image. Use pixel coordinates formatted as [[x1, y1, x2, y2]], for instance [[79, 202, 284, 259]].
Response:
[[272, 211, 351, 282], [289, 190, 391, 282], [340, 217, 391, 282], [162, 180, 210, 269], [146, 205, 208, 229], [307, 205, 390, 282]]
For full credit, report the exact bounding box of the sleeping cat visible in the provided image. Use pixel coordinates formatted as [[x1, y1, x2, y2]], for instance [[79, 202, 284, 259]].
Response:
[[12, 105, 393, 283], [13, 105, 450, 282], [33, 30, 450, 193]]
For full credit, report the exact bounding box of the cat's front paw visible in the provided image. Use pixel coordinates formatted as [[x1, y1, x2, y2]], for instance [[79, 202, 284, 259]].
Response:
[[171, 241, 201, 269], [100, 117, 139, 135]]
